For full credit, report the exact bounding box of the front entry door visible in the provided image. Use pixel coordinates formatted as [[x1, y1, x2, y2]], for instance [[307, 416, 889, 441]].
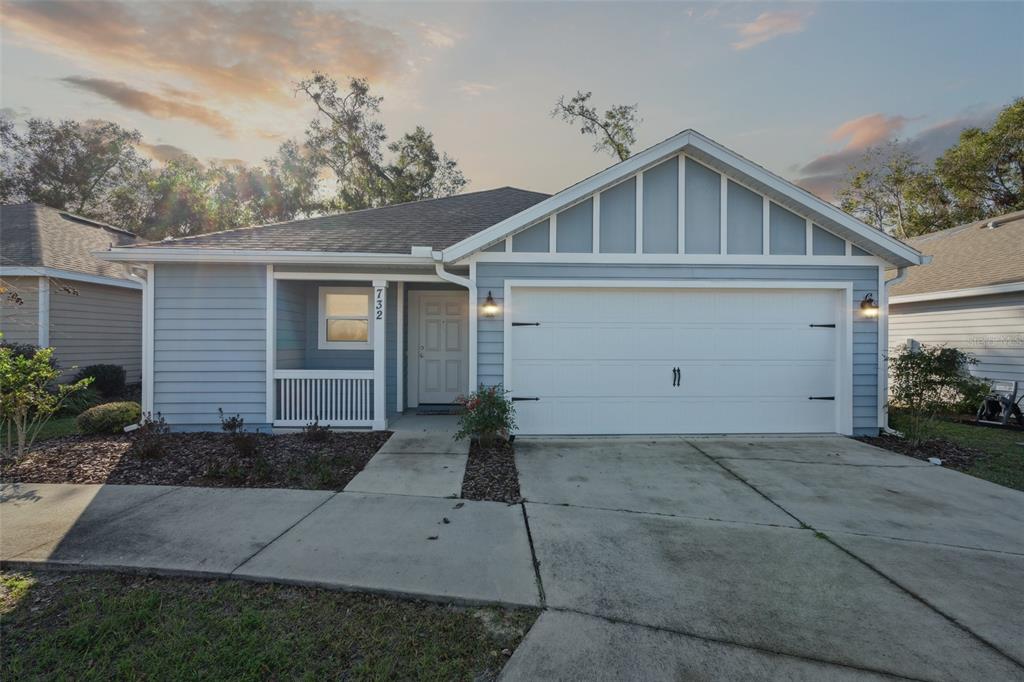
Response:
[[416, 292, 468, 404]]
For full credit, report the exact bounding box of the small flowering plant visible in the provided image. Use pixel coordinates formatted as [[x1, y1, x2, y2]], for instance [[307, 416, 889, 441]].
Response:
[[454, 384, 516, 445]]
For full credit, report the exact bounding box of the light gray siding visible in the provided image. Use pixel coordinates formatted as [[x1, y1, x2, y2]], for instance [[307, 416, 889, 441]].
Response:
[[684, 159, 721, 254], [890, 292, 1024, 384], [476, 263, 880, 435], [599, 177, 636, 253], [153, 263, 268, 430], [0, 276, 40, 346], [642, 159, 678, 254], [50, 281, 142, 382], [769, 202, 806, 255], [556, 198, 593, 253], [512, 219, 550, 252], [275, 279, 305, 370], [726, 180, 763, 255]]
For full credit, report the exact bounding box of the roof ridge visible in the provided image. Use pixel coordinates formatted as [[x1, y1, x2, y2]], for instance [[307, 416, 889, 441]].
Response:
[[148, 186, 550, 246]]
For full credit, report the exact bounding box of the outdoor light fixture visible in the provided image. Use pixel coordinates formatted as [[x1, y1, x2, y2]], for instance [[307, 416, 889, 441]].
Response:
[[482, 291, 499, 318], [860, 293, 879, 318]]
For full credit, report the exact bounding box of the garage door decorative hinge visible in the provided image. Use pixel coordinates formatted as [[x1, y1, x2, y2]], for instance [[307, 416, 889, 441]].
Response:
[[809, 324, 836, 328], [511, 397, 540, 402], [808, 396, 836, 400], [512, 322, 541, 326]]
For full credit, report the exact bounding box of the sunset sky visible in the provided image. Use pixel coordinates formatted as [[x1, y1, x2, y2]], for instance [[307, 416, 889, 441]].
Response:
[[1, 1, 1021, 202]]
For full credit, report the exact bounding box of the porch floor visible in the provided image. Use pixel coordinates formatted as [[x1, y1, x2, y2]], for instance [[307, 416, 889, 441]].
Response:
[[388, 413, 461, 433]]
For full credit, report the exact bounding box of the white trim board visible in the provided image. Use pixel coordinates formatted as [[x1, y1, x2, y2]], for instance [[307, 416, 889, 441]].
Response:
[[444, 130, 923, 267], [469, 253, 888, 266], [273, 271, 445, 282], [265, 264, 276, 424], [0, 266, 143, 290], [889, 281, 1024, 304], [37, 276, 50, 347], [501, 279, 855, 436]]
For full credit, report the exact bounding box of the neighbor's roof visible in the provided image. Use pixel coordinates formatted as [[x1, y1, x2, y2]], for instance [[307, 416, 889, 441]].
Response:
[[890, 210, 1024, 297], [0, 203, 138, 280], [135, 187, 550, 254]]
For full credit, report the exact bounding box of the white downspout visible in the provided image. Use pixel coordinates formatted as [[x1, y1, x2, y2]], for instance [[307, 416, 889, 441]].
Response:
[[433, 254, 478, 392], [881, 265, 911, 434]]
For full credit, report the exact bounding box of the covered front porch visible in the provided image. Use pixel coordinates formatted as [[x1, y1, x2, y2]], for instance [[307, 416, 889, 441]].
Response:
[[267, 265, 474, 430]]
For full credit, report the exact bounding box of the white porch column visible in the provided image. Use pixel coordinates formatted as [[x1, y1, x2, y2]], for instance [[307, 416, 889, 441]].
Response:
[[396, 281, 404, 413], [265, 264, 276, 425], [372, 280, 388, 429], [142, 264, 154, 415]]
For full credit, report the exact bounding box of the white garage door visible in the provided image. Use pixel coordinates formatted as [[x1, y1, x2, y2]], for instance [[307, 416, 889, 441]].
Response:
[[508, 286, 845, 435]]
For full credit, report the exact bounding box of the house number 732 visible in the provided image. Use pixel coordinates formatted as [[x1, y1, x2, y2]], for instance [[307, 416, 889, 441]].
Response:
[[375, 287, 384, 320]]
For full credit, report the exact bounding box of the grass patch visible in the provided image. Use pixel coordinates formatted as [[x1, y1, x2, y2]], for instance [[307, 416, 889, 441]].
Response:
[[929, 419, 1024, 491], [0, 415, 78, 446], [1, 570, 538, 681]]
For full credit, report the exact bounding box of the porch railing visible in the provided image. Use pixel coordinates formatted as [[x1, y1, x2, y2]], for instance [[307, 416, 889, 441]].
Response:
[[273, 370, 374, 427]]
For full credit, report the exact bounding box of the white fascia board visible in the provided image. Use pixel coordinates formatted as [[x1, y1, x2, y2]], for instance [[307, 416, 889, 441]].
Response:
[[444, 130, 696, 262], [96, 248, 435, 266], [684, 133, 924, 267], [0, 266, 143, 290], [889, 281, 1024, 304]]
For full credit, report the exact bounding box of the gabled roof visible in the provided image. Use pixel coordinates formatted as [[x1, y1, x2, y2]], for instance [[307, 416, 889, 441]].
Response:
[[442, 130, 925, 267], [890, 210, 1024, 297], [131, 187, 549, 255], [0, 203, 138, 280]]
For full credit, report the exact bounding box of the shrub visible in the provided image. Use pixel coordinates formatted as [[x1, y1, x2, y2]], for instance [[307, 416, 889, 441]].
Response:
[[76, 401, 142, 435], [1, 346, 90, 457], [454, 385, 516, 445], [218, 408, 246, 435], [131, 412, 170, 459], [219, 408, 258, 456], [59, 386, 102, 416], [302, 420, 331, 442], [888, 343, 976, 444], [74, 364, 126, 399]]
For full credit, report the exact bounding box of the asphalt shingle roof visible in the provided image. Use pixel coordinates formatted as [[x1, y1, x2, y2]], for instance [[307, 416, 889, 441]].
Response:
[[890, 210, 1024, 296], [0, 203, 138, 280], [138, 187, 551, 254]]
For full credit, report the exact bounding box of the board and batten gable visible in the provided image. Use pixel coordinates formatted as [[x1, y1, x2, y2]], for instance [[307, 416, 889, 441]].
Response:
[[153, 263, 269, 430]]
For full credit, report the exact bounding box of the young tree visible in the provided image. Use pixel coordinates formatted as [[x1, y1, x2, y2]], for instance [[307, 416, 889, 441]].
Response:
[[552, 91, 639, 162], [836, 142, 926, 239], [296, 73, 467, 210]]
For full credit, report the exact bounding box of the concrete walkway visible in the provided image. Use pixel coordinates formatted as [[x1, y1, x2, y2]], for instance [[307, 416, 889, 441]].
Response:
[[0, 482, 538, 607], [344, 430, 469, 498]]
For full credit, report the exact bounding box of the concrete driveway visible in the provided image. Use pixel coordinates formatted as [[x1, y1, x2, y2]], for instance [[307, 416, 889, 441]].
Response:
[[505, 436, 1024, 681]]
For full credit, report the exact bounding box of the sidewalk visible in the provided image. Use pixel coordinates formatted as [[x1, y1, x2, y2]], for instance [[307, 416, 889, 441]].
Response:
[[0, 482, 539, 607]]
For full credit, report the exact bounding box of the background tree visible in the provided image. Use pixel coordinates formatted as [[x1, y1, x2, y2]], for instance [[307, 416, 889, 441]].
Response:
[[552, 91, 639, 161], [296, 73, 467, 210]]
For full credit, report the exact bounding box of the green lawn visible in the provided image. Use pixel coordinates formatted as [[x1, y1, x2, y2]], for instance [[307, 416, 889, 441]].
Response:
[[0, 415, 78, 446], [1, 571, 538, 681], [891, 414, 1024, 491]]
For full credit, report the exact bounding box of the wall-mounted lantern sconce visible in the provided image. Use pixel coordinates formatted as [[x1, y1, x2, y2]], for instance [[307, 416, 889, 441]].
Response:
[[860, 293, 879, 318], [482, 291, 499, 318]]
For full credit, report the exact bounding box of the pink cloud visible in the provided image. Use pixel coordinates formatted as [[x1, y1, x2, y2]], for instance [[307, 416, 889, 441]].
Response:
[[829, 113, 910, 150], [731, 11, 811, 50]]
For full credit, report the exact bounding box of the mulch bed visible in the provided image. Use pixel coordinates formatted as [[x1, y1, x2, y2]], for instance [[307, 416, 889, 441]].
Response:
[[857, 434, 990, 471], [461, 439, 522, 504], [1, 431, 392, 491]]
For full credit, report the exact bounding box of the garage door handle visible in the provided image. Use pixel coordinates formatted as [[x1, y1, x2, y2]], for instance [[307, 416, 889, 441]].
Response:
[[512, 322, 540, 327], [672, 367, 680, 387], [809, 324, 836, 328], [512, 397, 540, 402], [808, 396, 835, 400]]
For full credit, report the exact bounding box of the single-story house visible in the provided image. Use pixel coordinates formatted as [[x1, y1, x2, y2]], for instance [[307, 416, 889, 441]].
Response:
[[98, 130, 925, 436], [889, 210, 1023, 385], [0, 203, 142, 382]]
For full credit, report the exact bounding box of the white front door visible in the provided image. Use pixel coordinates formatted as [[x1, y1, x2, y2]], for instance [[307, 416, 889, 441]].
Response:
[[416, 292, 468, 404], [508, 286, 847, 435]]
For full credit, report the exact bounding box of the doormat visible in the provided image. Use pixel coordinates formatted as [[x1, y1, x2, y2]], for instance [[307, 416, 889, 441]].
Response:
[[416, 405, 464, 416]]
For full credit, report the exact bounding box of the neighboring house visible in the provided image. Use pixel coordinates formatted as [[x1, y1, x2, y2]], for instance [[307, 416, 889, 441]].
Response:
[[889, 210, 1024, 385], [98, 130, 924, 436], [0, 203, 143, 383]]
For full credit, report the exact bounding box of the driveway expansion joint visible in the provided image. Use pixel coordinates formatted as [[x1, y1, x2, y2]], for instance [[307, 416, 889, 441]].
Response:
[[230, 490, 341, 576], [523, 498, 802, 531], [519, 503, 547, 607]]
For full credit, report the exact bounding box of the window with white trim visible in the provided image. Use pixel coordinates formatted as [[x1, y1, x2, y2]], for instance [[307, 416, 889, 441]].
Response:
[[318, 286, 373, 349]]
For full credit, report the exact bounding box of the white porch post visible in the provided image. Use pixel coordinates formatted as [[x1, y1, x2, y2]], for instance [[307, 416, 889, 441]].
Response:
[[142, 263, 154, 415], [372, 280, 388, 429], [36, 276, 50, 347], [265, 264, 276, 425], [396, 281, 404, 413]]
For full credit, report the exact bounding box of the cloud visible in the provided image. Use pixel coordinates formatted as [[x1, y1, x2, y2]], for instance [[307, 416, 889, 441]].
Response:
[[456, 82, 496, 97], [61, 77, 237, 137], [419, 23, 457, 48], [731, 10, 811, 50], [794, 106, 1003, 201], [2, 1, 405, 105], [137, 142, 193, 163]]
